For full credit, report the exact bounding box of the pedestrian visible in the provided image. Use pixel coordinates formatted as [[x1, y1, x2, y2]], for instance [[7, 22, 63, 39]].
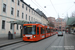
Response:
[[8, 31, 11, 39], [8, 31, 11, 34]]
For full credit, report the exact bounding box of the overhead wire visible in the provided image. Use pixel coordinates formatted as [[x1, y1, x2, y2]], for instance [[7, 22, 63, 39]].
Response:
[[63, 4, 75, 14], [31, 0, 50, 16], [31, 0, 40, 9], [31, 0, 74, 17], [49, 0, 58, 15], [53, 2, 74, 5], [49, 0, 75, 18], [35, 0, 50, 15], [61, 4, 75, 18]]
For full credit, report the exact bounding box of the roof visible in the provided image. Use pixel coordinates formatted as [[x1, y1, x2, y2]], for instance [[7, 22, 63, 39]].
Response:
[[7, 20, 28, 25], [36, 9, 48, 20], [66, 17, 75, 26], [20, 0, 48, 21], [20, 0, 42, 17], [7, 20, 43, 25]]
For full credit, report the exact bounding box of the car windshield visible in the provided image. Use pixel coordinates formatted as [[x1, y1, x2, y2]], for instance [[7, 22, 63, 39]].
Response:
[[58, 31, 62, 34], [23, 25, 36, 34]]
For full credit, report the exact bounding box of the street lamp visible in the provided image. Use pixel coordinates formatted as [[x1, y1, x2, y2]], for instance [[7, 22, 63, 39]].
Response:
[[44, 6, 46, 8]]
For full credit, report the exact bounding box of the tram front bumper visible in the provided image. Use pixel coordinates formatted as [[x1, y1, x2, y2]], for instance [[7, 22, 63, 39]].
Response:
[[23, 37, 37, 41]]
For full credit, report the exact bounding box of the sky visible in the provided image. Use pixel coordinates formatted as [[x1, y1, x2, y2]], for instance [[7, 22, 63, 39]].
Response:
[[24, 0, 75, 19]]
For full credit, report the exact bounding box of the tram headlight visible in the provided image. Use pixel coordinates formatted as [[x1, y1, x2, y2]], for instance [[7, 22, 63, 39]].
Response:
[[33, 36, 36, 38]]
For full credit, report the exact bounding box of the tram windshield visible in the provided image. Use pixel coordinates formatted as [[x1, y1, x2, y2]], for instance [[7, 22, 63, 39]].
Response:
[[23, 25, 36, 34]]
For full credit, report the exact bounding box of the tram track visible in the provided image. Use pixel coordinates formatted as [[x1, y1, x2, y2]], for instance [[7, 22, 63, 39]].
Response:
[[57, 33, 65, 50], [0, 41, 32, 49], [45, 36, 63, 50], [11, 36, 58, 50], [45, 36, 58, 50], [0, 41, 23, 48], [0, 41, 34, 50], [11, 42, 31, 50], [55, 36, 64, 50]]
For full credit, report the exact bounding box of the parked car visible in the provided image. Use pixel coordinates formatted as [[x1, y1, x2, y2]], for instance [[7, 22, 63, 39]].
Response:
[[58, 31, 63, 36]]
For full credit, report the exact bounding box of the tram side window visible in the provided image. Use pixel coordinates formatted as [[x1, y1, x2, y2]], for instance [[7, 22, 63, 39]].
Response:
[[52, 29, 54, 32], [49, 29, 50, 33], [54, 30, 55, 32], [42, 28, 45, 34], [37, 27, 39, 35], [41, 28, 43, 34], [41, 28, 45, 34], [51, 29, 53, 32], [50, 29, 51, 33], [47, 28, 50, 33], [51, 29, 52, 32]]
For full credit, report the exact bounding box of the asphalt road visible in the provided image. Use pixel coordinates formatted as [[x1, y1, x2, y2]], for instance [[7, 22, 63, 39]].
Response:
[[65, 33, 75, 50], [0, 32, 65, 50]]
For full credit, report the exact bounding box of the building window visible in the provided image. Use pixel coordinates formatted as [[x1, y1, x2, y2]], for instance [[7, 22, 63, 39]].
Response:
[[11, 7, 14, 15], [59, 26, 61, 29], [12, 0, 14, 2], [32, 10, 33, 14], [17, 10, 19, 17], [18, 0, 20, 5], [10, 23, 12, 29], [3, 4, 6, 12], [33, 11, 34, 14], [31, 17, 33, 21], [22, 4, 24, 8], [29, 9, 30, 12], [29, 16, 30, 21], [26, 6, 27, 10], [22, 13, 24, 19], [26, 14, 27, 20], [32, 17, 33, 21], [2, 20, 5, 29], [17, 24, 18, 30]]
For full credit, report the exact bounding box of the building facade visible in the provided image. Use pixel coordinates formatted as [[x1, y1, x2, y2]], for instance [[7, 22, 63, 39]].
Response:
[[36, 9, 48, 25], [0, 0, 48, 38], [47, 17, 66, 30], [55, 18, 66, 31], [47, 17, 56, 27]]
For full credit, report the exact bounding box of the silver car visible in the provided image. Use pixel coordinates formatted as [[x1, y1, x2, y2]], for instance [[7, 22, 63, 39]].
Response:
[[58, 31, 63, 36]]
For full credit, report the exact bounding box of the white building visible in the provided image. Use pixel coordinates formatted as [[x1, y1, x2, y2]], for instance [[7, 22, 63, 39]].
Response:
[[0, 0, 48, 38]]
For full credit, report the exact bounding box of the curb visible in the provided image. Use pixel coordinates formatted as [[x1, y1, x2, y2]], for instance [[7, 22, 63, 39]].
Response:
[[0, 40, 23, 48]]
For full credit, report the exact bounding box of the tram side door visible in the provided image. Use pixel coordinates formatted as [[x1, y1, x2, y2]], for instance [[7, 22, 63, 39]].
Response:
[[40, 27, 45, 39], [36, 27, 40, 40]]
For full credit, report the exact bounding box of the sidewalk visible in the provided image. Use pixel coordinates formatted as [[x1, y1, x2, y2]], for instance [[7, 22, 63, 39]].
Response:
[[64, 33, 75, 50], [0, 37, 23, 47]]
